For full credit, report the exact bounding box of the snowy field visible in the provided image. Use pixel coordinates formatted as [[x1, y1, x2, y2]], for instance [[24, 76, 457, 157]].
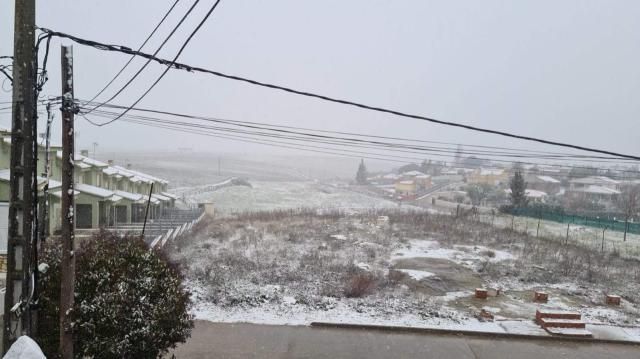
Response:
[[168, 200, 640, 342], [183, 181, 421, 214]]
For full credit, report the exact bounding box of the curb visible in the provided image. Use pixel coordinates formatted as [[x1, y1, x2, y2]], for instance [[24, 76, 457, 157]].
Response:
[[310, 322, 640, 346]]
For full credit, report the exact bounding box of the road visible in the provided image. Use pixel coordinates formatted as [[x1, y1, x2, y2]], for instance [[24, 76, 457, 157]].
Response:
[[169, 321, 640, 358]]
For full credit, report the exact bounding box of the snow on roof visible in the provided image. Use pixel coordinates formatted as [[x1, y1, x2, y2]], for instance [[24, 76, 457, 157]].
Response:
[[525, 189, 548, 198], [573, 185, 621, 195], [129, 176, 144, 184], [51, 189, 80, 198], [0, 170, 60, 190], [112, 165, 168, 184], [75, 162, 91, 170], [152, 193, 171, 202], [536, 175, 560, 183], [75, 183, 115, 198], [416, 175, 431, 179], [571, 176, 620, 185], [114, 190, 143, 202], [382, 173, 400, 179], [161, 192, 179, 200], [402, 170, 426, 176], [479, 169, 505, 176], [38, 178, 62, 191], [102, 167, 118, 176], [397, 180, 415, 185], [504, 189, 548, 198], [440, 169, 458, 175], [76, 155, 108, 168]]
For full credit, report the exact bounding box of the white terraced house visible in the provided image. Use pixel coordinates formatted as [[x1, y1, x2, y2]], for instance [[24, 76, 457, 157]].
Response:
[[0, 130, 189, 260]]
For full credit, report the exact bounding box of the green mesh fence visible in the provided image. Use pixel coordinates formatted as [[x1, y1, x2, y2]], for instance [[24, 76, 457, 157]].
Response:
[[506, 207, 640, 234]]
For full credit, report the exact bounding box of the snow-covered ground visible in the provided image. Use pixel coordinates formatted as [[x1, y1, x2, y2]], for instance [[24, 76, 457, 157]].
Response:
[[185, 181, 421, 213], [170, 180, 640, 342]]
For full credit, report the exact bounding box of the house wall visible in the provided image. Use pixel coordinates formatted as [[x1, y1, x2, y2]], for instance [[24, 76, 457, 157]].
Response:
[[468, 173, 509, 186], [395, 182, 416, 195], [0, 181, 9, 202], [0, 140, 10, 169]]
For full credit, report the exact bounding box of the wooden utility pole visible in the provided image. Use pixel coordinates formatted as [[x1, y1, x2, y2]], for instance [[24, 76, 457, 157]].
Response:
[[59, 45, 76, 359], [3, 0, 37, 352], [141, 183, 155, 238]]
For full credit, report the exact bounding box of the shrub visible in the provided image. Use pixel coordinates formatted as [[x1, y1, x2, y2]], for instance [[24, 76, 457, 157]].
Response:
[[344, 273, 377, 298], [37, 231, 193, 358], [386, 269, 408, 284], [482, 250, 496, 258]]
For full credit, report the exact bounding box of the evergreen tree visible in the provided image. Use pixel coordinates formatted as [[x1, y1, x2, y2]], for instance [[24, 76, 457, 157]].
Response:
[[37, 231, 193, 358], [355, 159, 368, 185], [509, 169, 528, 208]]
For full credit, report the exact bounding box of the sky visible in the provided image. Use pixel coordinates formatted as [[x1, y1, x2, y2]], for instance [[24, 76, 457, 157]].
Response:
[[1, 0, 639, 166]]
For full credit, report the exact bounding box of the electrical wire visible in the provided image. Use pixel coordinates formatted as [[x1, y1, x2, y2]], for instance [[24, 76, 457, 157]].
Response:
[[79, 0, 202, 115], [83, 0, 181, 105], [38, 27, 640, 161], [96, 0, 224, 124], [74, 101, 640, 170], [110, 116, 640, 180], [82, 100, 631, 161], [78, 106, 640, 179]]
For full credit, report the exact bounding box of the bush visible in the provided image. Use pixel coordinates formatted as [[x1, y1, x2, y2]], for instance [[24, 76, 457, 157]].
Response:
[[344, 273, 377, 298], [37, 231, 193, 358]]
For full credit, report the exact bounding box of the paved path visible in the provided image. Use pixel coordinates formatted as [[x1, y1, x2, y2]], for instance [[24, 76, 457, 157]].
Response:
[[170, 321, 640, 358]]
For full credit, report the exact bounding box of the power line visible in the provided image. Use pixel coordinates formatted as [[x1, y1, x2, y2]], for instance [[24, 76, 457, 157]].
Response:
[[38, 27, 640, 161], [74, 101, 640, 169], [78, 106, 640, 179], [82, 100, 628, 160], [78, 105, 640, 176], [83, 0, 181, 105], [95, 0, 224, 125], [108, 115, 640, 180], [78, 0, 203, 115]]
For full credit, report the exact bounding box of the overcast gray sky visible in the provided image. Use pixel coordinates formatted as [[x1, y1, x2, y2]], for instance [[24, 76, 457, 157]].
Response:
[[1, 0, 639, 162]]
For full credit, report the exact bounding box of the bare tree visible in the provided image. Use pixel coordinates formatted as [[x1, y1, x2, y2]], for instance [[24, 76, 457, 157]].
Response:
[[616, 184, 640, 241]]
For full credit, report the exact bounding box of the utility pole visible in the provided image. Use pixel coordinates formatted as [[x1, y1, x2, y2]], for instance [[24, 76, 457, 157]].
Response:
[[3, 0, 37, 352], [141, 183, 155, 238], [39, 104, 54, 240], [60, 45, 76, 359]]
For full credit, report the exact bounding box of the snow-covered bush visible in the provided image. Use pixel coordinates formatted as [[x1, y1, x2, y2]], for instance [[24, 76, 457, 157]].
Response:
[[37, 231, 193, 358], [344, 273, 378, 298]]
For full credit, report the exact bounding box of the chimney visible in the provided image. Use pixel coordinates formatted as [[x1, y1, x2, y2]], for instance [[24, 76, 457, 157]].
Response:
[[108, 160, 114, 166], [80, 149, 89, 157]]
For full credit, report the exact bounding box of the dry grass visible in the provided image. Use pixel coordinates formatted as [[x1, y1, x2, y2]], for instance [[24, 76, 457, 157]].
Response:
[[171, 208, 640, 308]]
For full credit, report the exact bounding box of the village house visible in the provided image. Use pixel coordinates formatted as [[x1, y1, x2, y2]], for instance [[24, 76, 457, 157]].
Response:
[[526, 175, 562, 195], [0, 130, 178, 249], [400, 170, 432, 190], [564, 176, 621, 206], [394, 180, 417, 198], [569, 176, 621, 191], [467, 168, 509, 186], [393, 170, 434, 199], [505, 188, 548, 203]]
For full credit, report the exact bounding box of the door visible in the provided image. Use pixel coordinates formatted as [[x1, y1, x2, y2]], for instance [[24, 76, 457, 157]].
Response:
[[76, 204, 93, 229], [99, 201, 107, 227], [116, 205, 127, 224]]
